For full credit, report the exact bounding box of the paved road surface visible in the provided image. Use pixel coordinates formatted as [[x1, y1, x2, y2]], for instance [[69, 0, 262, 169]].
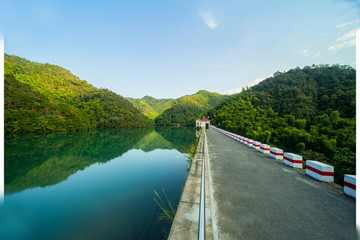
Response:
[[206, 128, 356, 240]]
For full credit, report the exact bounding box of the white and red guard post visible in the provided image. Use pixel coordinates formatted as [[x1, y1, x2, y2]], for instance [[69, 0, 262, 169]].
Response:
[[260, 144, 270, 154], [270, 147, 283, 160], [283, 153, 303, 168], [233, 134, 238, 140], [344, 174, 356, 198], [253, 141, 261, 150], [248, 139, 253, 148], [229, 132, 234, 139], [305, 160, 334, 182]]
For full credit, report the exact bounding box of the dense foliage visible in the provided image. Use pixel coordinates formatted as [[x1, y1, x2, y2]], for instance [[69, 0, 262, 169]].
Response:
[[155, 90, 227, 126], [127, 96, 175, 119], [208, 65, 355, 185], [5, 55, 152, 133]]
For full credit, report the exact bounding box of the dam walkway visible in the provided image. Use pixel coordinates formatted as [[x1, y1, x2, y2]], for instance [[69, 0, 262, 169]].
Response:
[[206, 128, 356, 240]]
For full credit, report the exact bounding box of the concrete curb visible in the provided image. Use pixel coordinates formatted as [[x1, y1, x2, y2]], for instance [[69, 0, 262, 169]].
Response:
[[168, 132, 213, 240]]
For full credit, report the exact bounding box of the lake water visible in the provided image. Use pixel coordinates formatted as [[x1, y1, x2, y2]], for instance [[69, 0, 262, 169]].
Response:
[[1, 127, 198, 240]]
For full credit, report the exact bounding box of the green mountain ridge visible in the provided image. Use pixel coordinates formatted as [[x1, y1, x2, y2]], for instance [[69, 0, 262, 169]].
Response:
[[155, 90, 227, 126], [126, 96, 175, 119], [4, 54, 355, 186], [5, 54, 226, 131], [5, 54, 152, 133], [208, 64, 355, 185]]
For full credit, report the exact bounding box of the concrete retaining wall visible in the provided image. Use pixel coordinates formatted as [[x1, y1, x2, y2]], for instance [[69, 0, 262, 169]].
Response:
[[168, 132, 213, 240]]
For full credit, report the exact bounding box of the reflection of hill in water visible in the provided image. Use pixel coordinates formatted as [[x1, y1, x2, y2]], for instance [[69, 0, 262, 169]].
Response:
[[133, 130, 172, 152], [155, 127, 197, 154], [5, 127, 196, 194], [133, 127, 197, 153]]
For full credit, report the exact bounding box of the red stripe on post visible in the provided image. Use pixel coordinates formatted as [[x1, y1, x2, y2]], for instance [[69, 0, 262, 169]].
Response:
[[284, 156, 302, 164], [270, 151, 283, 156], [306, 165, 334, 176], [344, 181, 356, 190], [260, 147, 270, 150]]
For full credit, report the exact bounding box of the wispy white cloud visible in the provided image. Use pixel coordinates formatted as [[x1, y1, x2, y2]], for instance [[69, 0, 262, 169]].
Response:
[[246, 75, 271, 88], [192, 63, 232, 69], [336, 29, 356, 42], [298, 49, 309, 56], [328, 39, 356, 53], [336, 19, 360, 28], [297, 48, 320, 57], [328, 29, 356, 53], [313, 52, 320, 58], [221, 73, 273, 95], [220, 87, 242, 95], [201, 12, 218, 29]]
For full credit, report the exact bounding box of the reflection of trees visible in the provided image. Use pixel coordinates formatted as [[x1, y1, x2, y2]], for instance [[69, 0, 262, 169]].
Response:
[[133, 130, 173, 152], [5, 128, 151, 194], [155, 127, 197, 154], [133, 127, 197, 153], [5, 127, 197, 194]]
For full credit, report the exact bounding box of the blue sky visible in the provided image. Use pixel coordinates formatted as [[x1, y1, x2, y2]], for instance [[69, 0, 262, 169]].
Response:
[[0, 0, 358, 98]]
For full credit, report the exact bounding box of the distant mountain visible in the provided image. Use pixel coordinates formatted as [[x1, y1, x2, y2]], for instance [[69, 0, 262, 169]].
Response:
[[4, 54, 152, 133], [155, 90, 227, 126], [127, 96, 175, 119], [208, 64, 355, 184]]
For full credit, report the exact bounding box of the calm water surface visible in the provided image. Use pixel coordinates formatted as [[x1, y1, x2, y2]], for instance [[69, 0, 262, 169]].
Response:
[[1, 127, 198, 240]]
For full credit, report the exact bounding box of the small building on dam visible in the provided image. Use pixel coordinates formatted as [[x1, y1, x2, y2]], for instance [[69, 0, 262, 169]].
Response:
[[196, 117, 211, 129]]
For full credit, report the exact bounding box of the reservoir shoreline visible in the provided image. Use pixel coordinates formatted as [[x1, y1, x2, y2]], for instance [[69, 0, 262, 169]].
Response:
[[168, 131, 213, 239]]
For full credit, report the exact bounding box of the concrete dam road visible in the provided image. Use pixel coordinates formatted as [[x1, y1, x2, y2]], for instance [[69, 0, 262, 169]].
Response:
[[206, 128, 356, 240]]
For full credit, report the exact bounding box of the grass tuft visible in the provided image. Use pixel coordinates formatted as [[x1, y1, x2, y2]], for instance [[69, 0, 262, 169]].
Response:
[[154, 188, 176, 223]]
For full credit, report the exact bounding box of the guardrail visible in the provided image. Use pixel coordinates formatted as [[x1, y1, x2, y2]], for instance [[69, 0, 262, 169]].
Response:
[[198, 132, 206, 240], [211, 125, 356, 198]]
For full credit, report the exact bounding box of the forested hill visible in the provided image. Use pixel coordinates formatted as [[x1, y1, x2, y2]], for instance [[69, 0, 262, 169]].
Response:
[[5, 54, 152, 133], [155, 90, 227, 126], [208, 64, 355, 184], [126, 96, 175, 119]]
